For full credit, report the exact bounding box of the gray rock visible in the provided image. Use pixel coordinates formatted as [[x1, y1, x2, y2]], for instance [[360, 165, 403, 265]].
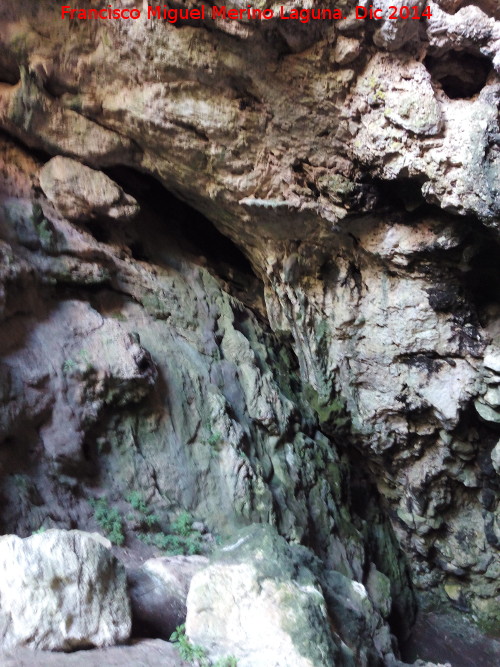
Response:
[[186, 524, 398, 666], [128, 555, 208, 640], [0, 530, 131, 651], [491, 440, 500, 475]]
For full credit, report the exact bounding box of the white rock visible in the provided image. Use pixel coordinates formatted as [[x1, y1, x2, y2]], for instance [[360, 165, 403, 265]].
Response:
[[483, 346, 500, 373], [0, 530, 131, 651], [186, 526, 340, 667], [491, 440, 500, 475]]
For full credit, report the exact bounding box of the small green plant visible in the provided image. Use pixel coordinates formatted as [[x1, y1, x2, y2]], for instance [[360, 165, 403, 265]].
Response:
[[125, 491, 160, 528], [214, 658, 238, 667], [138, 530, 202, 556], [31, 204, 54, 248], [172, 511, 194, 537], [89, 498, 125, 546], [137, 510, 203, 556], [169, 625, 238, 666], [206, 431, 222, 447], [62, 358, 77, 374], [31, 203, 44, 224], [36, 218, 54, 246], [126, 490, 149, 514], [32, 526, 47, 535], [170, 624, 208, 663]]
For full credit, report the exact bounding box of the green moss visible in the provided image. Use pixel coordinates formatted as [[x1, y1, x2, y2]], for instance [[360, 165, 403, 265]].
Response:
[[206, 430, 222, 447]]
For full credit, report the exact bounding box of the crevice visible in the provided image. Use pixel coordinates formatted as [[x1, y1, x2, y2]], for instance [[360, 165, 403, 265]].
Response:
[[103, 165, 266, 315], [0, 128, 53, 165], [0, 54, 21, 86]]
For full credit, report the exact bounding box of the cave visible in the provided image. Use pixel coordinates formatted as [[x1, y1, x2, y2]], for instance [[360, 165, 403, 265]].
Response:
[[0, 2, 500, 665]]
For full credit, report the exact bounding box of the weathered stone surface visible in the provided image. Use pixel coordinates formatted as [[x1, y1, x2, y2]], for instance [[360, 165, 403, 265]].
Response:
[[0, 0, 500, 655], [0, 136, 415, 654], [0, 530, 131, 651], [0, 639, 188, 666], [128, 555, 208, 639], [186, 524, 398, 666], [186, 526, 341, 666], [39, 157, 139, 223], [491, 440, 500, 475]]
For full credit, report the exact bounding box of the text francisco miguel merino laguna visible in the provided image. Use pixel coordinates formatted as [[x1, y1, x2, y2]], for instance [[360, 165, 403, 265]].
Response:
[[61, 5, 433, 22]]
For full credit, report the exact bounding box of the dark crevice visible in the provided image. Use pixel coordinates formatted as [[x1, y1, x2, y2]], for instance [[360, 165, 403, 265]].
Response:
[[371, 177, 428, 213], [0, 128, 53, 166], [105, 166, 255, 275], [466, 232, 500, 314], [103, 165, 265, 315], [0, 54, 21, 86], [424, 51, 493, 99], [84, 220, 112, 244]]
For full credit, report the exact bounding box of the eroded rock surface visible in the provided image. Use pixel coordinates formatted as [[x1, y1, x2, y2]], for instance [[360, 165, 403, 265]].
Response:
[[186, 524, 398, 666], [0, 530, 131, 651], [0, 0, 499, 659]]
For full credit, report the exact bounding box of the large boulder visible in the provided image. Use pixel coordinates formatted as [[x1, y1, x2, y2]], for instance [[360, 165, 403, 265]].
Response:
[[128, 555, 208, 640], [0, 530, 131, 651], [39, 157, 139, 223], [185, 524, 397, 667]]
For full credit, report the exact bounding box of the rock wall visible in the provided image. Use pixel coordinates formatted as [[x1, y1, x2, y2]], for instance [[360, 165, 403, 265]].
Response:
[[0, 0, 500, 650]]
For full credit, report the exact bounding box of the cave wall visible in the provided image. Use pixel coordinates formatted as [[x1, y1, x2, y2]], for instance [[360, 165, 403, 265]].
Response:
[[0, 0, 500, 635]]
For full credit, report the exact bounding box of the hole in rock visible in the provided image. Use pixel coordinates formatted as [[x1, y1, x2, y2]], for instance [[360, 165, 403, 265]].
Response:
[[84, 220, 111, 244], [424, 51, 493, 99], [0, 54, 20, 85], [374, 177, 427, 213], [465, 231, 500, 322], [106, 167, 254, 272]]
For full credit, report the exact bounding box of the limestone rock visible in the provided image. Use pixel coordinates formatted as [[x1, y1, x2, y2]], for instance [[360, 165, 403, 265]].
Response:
[[186, 525, 342, 666], [0, 530, 131, 651], [491, 440, 500, 475], [39, 157, 139, 223], [372, 0, 424, 50], [1, 0, 500, 649], [128, 555, 208, 639], [186, 524, 398, 666]]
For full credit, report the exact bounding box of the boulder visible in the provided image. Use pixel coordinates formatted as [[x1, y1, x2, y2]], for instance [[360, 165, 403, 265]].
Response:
[[39, 157, 139, 223], [0, 530, 131, 651], [186, 525, 348, 666], [128, 555, 208, 639]]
